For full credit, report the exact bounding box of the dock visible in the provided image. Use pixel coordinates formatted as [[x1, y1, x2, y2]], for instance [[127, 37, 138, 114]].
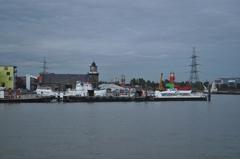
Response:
[[63, 95, 207, 103], [0, 96, 55, 103], [211, 91, 240, 95], [0, 95, 207, 103], [0, 94, 208, 103]]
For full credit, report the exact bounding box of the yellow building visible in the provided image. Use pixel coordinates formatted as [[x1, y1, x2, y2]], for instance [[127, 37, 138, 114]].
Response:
[[0, 65, 17, 89]]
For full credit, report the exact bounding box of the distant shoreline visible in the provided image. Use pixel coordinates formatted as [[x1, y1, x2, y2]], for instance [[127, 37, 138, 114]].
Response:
[[211, 91, 240, 95]]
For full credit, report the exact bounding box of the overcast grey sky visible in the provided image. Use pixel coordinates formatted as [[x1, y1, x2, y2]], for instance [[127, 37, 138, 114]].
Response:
[[0, 0, 240, 81]]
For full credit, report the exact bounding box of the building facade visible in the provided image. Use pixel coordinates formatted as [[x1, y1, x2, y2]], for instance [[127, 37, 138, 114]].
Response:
[[37, 62, 99, 90], [40, 73, 89, 91], [215, 77, 240, 86], [212, 77, 240, 92], [0, 65, 17, 89]]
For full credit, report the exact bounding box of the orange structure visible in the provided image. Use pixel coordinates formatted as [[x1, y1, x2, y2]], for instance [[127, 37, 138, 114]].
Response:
[[159, 73, 164, 91], [169, 72, 175, 83]]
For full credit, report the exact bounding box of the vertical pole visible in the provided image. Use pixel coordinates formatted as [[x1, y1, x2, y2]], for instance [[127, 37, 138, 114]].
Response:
[[26, 74, 31, 91], [208, 82, 211, 102]]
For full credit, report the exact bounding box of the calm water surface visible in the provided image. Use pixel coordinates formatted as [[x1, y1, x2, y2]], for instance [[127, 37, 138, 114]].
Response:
[[0, 95, 240, 159]]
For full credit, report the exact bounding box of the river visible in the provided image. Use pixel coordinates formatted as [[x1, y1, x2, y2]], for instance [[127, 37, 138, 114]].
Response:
[[0, 95, 240, 159]]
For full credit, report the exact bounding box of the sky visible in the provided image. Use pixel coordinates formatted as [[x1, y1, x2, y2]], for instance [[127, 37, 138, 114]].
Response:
[[0, 0, 240, 82]]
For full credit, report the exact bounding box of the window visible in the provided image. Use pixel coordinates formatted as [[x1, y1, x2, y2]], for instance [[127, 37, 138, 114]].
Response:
[[6, 72, 10, 76], [14, 67, 17, 73], [9, 77, 12, 81], [1, 83, 5, 87], [4, 66, 8, 70]]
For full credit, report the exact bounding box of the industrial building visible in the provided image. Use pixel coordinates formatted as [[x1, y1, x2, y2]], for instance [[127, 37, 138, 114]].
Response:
[[40, 62, 99, 91], [214, 77, 240, 87], [0, 65, 17, 89], [41, 73, 89, 90]]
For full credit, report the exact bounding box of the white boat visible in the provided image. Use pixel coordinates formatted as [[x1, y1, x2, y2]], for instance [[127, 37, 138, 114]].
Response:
[[154, 88, 206, 98], [155, 88, 190, 97], [94, 89, 107, 97], [36, 87, 57, 97], [65, 81, 93, 96]]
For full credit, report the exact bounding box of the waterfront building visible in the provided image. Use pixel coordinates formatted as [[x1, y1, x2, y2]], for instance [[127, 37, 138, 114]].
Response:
[[0, 65, 17, 89], [214, 77, 240, 87], [41, 73, 89, 91], [39, 62, 99, 90], [211, 77, 240, 92]]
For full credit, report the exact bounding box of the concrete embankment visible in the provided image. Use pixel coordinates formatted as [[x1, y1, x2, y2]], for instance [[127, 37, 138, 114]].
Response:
[[0, 96, 55, 103], [0, 95, 208, 103], [211, 91, 240, 95], [63, 96, 207, 103]]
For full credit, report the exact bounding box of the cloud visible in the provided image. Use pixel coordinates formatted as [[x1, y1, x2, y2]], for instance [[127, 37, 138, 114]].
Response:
[[0, 0, 240, 81]]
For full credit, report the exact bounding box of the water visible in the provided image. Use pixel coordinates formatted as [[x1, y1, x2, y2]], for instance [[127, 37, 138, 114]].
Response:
[[0, 95, 240, 159]]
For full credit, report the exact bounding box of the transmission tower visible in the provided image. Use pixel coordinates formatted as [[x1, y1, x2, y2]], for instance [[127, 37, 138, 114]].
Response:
[[189, 47, 200, 83], [40, 56, 48, 84]]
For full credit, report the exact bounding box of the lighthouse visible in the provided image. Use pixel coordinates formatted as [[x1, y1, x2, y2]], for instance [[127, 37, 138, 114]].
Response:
[[88, 62, 99, 88]]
